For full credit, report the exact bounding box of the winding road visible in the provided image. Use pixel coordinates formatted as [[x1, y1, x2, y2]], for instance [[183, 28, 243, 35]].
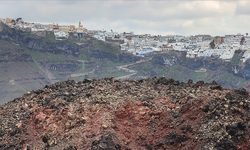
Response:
[[115, 58, 151, 80]]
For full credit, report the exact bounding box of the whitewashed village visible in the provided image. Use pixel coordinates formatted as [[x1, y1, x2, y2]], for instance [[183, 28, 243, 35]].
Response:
[[1, 17, 250, 63]]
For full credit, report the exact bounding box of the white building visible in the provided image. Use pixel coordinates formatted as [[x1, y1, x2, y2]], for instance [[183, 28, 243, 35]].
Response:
[[54, 31, 69, 40], [241, 50, 250, 62]]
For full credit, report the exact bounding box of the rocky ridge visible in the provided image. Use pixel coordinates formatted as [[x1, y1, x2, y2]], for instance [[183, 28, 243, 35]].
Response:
[[1, 77, 250, 149]]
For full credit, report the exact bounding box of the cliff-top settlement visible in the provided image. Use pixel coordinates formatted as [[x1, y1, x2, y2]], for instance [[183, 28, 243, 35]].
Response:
[[0, 17, 86, 40], [1, 17, 250, 63]]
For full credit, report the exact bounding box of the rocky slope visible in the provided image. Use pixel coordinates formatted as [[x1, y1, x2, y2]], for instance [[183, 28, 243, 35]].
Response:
[[0, 40, 52, 103], [1, 77, 250, 149]]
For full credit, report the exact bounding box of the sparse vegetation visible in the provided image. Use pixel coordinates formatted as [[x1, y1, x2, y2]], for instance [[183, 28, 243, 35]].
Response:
[[42, 32, 58, 43]]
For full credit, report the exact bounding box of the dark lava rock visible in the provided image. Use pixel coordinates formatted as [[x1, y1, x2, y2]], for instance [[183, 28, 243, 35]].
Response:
[[237, 122, 246, 130], [234, 88, 249, 97], [225, 92, 233, 100], [42, 134, 50, 144], [64, 146, 78, 150], [210, 84, 223, 90], [173, 81, 180, 86], [192, 81, 205, 88], [180, 103, 191, 113], [157, 77, 171, 85], [91, 134, 120, 150], [165, 133, 189, 146], [226, 122, 246, 143], [215, 140, 237, 150], [187, 79, 193, 84], [227, 123, 239, 136]]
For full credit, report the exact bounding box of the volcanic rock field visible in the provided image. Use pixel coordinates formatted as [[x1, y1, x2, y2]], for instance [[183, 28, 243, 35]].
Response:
[[1, 77, 250, 149]]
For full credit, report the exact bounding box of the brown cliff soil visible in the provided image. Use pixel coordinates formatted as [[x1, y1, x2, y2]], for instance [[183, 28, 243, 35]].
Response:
[[1, 77, 250, 150]]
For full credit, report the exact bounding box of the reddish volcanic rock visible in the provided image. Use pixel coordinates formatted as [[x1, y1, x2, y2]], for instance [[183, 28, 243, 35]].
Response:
[[1, 77, 250, 149]]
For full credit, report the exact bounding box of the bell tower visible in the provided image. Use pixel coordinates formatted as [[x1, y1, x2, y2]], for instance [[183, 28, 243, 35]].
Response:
[[79, 21, 83, 28]]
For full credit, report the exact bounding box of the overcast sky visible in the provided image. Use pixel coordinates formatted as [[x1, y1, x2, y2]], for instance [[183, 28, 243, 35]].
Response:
[[1, 0, 250, 36]]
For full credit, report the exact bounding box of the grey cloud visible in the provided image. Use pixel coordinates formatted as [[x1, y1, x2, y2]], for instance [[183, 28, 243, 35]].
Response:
[[0, 1, 249, 36], [235, 3, 250, 16]]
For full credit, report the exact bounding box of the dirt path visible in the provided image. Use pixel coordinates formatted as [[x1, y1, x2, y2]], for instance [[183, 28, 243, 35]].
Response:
[[115, 72, 137, 80], [45, 67, 60, 83], [71, 69, 95, 77]]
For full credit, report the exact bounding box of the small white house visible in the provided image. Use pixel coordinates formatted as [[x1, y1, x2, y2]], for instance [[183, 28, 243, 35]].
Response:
[[54, 31, 69, 40]]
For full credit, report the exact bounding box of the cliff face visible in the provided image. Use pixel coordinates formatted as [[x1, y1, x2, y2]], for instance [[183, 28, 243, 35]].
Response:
[[0, 21, 140, 63], [24, 39, 79, 54], [147, 51, 250, 90], [1, 77, 250, 149], [152, 52, 231, 71], [0, 22, 79, 54], [0, 21, 4, 32]]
